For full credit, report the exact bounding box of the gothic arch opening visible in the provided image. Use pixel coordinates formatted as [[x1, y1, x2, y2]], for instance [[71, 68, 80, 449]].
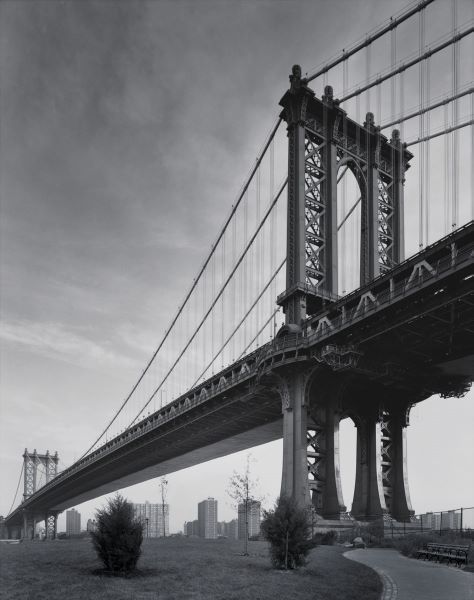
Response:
[[336, 160, 364, 295], [339, 415, 357, 514]]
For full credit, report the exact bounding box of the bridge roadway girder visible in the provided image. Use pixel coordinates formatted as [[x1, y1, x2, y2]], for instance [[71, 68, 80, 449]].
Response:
[[6, 388, 284, 526], [6, 223, 473, 527]]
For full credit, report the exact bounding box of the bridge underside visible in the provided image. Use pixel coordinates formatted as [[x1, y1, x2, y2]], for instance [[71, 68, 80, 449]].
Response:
[[7, 223, 474, 535], [8, 389, 283, 525], [48, 419, 283, 511]]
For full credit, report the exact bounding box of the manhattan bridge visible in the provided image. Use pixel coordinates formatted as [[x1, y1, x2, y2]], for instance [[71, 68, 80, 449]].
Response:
[[5, 0, 474, 539]]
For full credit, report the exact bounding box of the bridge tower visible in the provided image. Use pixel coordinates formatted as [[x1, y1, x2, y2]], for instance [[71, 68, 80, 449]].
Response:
[[276, 65, 415, 522], [22, 449, 59, 539]]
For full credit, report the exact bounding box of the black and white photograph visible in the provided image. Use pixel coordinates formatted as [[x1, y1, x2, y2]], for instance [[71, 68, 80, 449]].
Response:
[[0, 0, 473, 598]]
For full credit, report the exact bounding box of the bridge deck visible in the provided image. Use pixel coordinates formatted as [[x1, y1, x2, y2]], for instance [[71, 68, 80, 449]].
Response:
[[6, 221, 473, 526]]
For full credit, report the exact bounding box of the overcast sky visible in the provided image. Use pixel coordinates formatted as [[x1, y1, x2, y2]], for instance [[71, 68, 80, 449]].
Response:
[[1, 0, 473, 533]]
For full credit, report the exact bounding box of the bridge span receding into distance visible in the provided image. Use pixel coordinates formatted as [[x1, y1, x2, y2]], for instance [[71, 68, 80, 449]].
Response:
[[6, 221, 473, 535]]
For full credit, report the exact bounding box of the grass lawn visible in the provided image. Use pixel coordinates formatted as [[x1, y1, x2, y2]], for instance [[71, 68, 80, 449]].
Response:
[[0, 537, 381, 600]]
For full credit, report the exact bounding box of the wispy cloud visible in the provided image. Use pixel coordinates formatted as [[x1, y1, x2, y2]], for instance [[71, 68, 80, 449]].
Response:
[[1, 319, 138, 371]]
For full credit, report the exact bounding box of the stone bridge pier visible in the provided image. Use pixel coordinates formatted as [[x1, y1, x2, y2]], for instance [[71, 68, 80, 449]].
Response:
[[21, 510, 36, 540], [17, 510, 59, 540], [277, 366, 415, 522]]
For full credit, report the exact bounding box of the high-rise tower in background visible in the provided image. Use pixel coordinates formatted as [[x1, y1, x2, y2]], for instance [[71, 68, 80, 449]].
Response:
[[198, 497, 218, 539], [66, 508, 81, 535], [238, 500, 261, 539], [133, 501, 169, 537]]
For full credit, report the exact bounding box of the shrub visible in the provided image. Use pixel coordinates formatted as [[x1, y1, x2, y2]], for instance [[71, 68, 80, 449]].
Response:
[[91, 494, 144, 574], [261, 495, 313, 569]]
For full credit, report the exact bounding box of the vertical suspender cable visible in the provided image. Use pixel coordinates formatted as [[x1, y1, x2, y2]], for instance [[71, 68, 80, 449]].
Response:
[[376, 74, 382, 125], [222, 234, 226, 367], [243, 190, 248, 349], [342, 57, 348, 294], [366, 40, 371, 114], [425, 53, 431, 245], [399, 69, 406, 257], [399, 71, 405, 141], [444, 103, 450, 234], [471, 92, 474, 221], [239, 205, 244, 353], [451, 0, 459, 230], [391, 26, 396, 122], [258, 169, 263, 346], [202, 270, 206, 379], [184, 297, 189, 390], [270, 139, 276, 337], [194, 278, 198, 383], [232, 205, 237, 360], [355, 94, 360, 286], [418, 8, 425, 248], [211, 252, 215, 373]]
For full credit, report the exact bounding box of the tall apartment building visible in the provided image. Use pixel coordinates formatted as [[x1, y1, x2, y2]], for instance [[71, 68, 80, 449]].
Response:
[[420, 511, 461, 531], [198, 497, 218, 539], [133, 501, 169, 537], [220, 519, 238, 539], [238, 500, 261, 540], [443, 510, 462, 530], [66, 508, 81, 535], [183, 520, 199, 536]]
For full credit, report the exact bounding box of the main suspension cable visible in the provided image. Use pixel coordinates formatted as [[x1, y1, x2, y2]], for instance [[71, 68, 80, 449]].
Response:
[[339, 25, 473, 104], [306, 0, 436, 83], [127, 178, 288, 428], [380, 86, 473, 130], [405, 119, 474, 146], [7, 463, 24, 517], [77, 118, 283, 460], [191, 258, 286, 387], [238, 310, 280, 359]]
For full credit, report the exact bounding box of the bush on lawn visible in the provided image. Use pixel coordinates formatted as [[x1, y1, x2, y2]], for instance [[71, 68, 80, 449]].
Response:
[[261, 495, 313, 569], [91, 493, 144, 574]]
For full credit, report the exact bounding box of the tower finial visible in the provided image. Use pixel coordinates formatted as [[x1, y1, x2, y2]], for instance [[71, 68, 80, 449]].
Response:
[[289, 64, 303, 94]]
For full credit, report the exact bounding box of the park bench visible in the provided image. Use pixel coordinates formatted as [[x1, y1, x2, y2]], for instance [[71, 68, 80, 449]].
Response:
[[416, 542, 470, 567]]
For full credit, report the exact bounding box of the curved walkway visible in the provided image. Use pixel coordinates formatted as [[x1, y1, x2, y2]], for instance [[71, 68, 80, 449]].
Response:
[[345, 548, 474, 600]]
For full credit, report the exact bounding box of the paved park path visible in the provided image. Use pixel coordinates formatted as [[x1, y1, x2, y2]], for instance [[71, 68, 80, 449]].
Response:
[[345, 548, 474, 600]]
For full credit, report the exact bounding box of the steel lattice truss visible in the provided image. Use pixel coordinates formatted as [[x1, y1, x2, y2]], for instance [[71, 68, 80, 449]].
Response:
[[304, 128, 326, 289], [379, 408, 393, 511], [280, 75, 410, 321], [23, 450, 59, 500], [23, 453, 38, 499], [377, 177, 396, 273], [307, 412, 326, 511]]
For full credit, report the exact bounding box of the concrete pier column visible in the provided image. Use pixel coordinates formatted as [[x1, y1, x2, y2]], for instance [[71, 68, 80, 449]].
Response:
[[351, 411, 388, 520], [21, 511, 35, 539], [389, 409, 415, 522], [22, 513, 27, 539], [280, 371, 310, 507], [321, 403, 347, 519]]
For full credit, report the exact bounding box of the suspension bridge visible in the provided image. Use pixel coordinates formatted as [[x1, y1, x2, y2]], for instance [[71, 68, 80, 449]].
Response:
[[4, 0, 473, 540]]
